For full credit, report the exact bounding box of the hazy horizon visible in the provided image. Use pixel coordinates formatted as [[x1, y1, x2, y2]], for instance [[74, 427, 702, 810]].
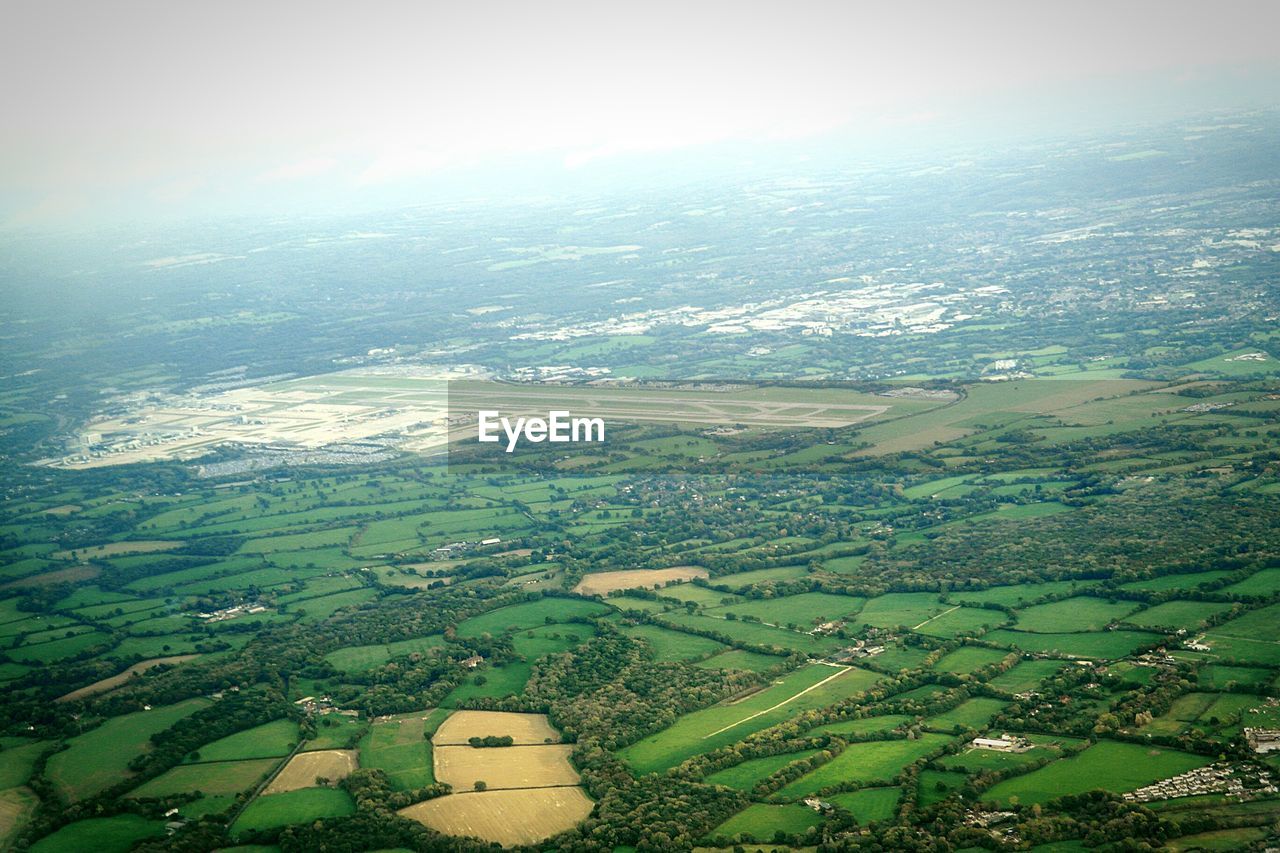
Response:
[[3, 0, 1280, 231]]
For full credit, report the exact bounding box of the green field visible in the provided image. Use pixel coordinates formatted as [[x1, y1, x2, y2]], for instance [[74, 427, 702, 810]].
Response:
[[128, 758, 278, 816], [918, 769, 968, 806], [658, 584, 742, 607], [187, 719, 299, 762], [0, 739, 47, 788], [1137, 691, 1260, 737], [773, 734, 953, 797], [454, 597, 608, 637], [1202, 603, 1280, 665], [620, 665, 882, 774], [985, 629, 1157, 659], [710, 592, 865, 629], [359, 711, 442, 790], [324, 634, 446, 672], [826, 787, 900, 823], [1221, 568, 1280, 596], [983, 740, 1212, 805], [807, 714, 912, 737], [231, 788, 356, 836], [1197, 664, 1273, 690], [300, 713, 366, 752], [703, 748, 820, 790], [693, 649, 787, 672], [1125, 600, 1234, 631], [855, 593, 952, 630], [710, 802, 823, 841], [29, 814, 165, 853], [657, 612, 842, 655], [988, 659, 1067, 692], [622, 623, 727, 661], [952, 581, 1099, 607], [442, 625, 593, 705], [717, 566, 811, 587], [924, 697, 1008, 732], [1011, 597, 1140, 633], [46, 698, 210, 801], [913, 606, 1009, 638], [932, 646, 1011, 674], [1117, 571, 1234, 593]]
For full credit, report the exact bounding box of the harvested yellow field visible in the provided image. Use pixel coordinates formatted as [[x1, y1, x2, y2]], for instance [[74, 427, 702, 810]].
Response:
[[434, 744, 579, 791], [399, 786, 593, 846], [264, 749, 357, 793], [574, 566, 709, 595], [432, 710, 561, 745], [52, 540, 183, 560], [57, 655, 199, 702]]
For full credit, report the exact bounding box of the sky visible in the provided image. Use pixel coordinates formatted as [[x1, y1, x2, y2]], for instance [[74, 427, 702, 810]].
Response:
[[2, 0, 1279, 229]]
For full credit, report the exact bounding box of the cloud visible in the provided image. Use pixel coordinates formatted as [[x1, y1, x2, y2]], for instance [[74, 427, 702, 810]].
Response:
[[256, 156, 340, 183]]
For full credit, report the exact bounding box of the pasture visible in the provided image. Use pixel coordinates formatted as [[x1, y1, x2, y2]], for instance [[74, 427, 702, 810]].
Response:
[[694, 649, 787, 673], [855, 593, 951, 630], [399, 786, 594, 846], [186, 719, 298, 762], [933, 646, 1010, 674], [324, 634, 446, 672], [300, 713, 366, 751], [0, 739, 48, 788], [359, 711, 439, 790], [711, 592, 865, 628], [231, 788, 355, 836], [658, 612, 842, 655], [1125, 600, 1234, 631], [622, 623, 727, 661], [952, 581, 1099, 607], [1117, 571, 1234, 593], [442, 626, 593, 706], [454, 598, 607, 637], [925, 697, 1008, 732], [46, 698, 209, 801], [1222, 568, 1280, 596], [912, 606, 1009, 637], [984, 629, 1157, 659], [1011, 597, 1139, 633], [128, 758, 277, 814], [1202, 603, 1280, 665], [1197, 664, 1273, 690], [620, 665, 882, 774], [826, 787, 899, 823], [987, 659, 1067, 692], [808, 715, 912, 737], [703, 748, 820, 790], [983, 741, 1211, 805], [657, 584, 742, 607], [29, 814, 164, 853], [774, 734, 953, 797], [711, 803, 823, 841]]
